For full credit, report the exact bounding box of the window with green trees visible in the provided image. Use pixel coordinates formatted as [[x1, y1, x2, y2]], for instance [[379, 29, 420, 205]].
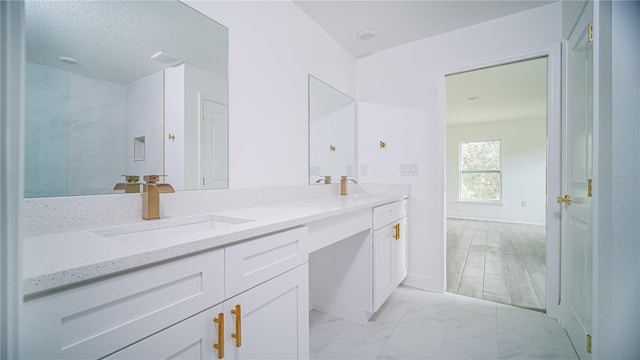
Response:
[[460, 140, 501, 201]]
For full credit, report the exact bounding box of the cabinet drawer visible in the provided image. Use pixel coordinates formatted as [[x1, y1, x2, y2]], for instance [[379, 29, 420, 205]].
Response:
[[373, 200, 407, 230], [21, 249, 224, 360], [225, 226, 308, 298]]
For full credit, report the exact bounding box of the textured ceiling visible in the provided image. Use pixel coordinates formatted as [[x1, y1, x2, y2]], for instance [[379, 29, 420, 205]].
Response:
[[25, 1, 228, 85], [294, 0, 555, 58], [446, 57, 548, 125]]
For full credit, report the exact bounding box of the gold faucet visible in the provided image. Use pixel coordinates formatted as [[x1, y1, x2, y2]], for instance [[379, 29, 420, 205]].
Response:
[[315, 175, 332, 184], [114, 175, 141, 193], [340, 176, 358, 195], [142, 175, 175, 220]]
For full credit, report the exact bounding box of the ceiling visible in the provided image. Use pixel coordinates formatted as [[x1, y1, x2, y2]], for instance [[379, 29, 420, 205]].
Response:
[[446, 57, 548, 125], [294, 1, 551, 124], [25, 1, 227, 85], [293, 0, 555, 58]]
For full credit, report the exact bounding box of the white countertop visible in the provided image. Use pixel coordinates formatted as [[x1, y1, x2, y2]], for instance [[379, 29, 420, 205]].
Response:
[[23, 193, 407, 297]]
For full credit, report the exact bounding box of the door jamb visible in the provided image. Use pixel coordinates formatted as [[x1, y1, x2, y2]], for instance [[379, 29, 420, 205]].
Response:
[[436, 43, 562, 319]]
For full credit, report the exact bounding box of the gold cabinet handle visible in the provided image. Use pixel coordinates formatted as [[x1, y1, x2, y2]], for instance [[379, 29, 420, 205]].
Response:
[[394, 223, 400, 240], [556, 194, 572, 205], [231, 304, 242, 347], [213, 313, 224, 359]]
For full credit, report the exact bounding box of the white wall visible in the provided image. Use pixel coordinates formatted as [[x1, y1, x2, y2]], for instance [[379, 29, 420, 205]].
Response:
[[165, 65, 186, 190], [185, 1, 356, 189], [446, 118, 546, 225], [1, 2, 24, 357], [356, 3, 562, 291]]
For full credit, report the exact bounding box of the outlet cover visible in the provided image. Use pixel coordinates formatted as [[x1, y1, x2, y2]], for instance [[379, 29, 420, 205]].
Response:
[[400, 163, 418, 176]]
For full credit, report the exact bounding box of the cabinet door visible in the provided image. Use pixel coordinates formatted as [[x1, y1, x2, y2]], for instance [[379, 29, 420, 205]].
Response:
[[105, 304, 223, 360], [373, 217, 408, 312], [393, 217, 408, 285], [373, 224, 394, 312], [224, 264, 309, 360]]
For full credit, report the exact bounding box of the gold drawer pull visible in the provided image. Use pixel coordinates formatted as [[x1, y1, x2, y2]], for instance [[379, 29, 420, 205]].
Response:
[[231, 304, 242, 347], [394, 223, 401, 240], [213, 313, 224, 359]]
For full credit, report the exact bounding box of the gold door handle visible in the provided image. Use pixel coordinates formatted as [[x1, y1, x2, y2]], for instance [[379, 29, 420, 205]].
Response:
[[231, 304, 242, 347], [393, 223, 400, 240], [213, 313, 224, 359], [556, 195, 572, 205]]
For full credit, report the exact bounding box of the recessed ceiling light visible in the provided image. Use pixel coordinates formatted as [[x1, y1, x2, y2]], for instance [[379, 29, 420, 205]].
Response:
[[356, 29, 376, 41], [58, 56, 78, 65]]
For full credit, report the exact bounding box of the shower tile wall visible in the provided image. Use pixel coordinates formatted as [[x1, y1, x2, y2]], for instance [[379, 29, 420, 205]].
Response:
[[25, 63, 127, 197], [125, 72, 164, 177]]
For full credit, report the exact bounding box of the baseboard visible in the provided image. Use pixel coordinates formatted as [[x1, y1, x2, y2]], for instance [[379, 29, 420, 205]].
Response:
[[446, 216, 545, 226], [402, 273, 444, 293]]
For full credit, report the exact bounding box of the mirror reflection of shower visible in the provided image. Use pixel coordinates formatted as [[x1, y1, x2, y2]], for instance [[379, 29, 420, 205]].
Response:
[[24, 0, 228, 197]]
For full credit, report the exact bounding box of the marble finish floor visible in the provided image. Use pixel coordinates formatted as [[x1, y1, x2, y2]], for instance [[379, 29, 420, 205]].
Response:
[[446, 219, 546, 310], [310, 286, 577, 359]]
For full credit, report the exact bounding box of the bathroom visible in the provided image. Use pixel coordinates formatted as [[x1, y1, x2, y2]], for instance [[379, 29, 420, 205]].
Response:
[[2, 0, 640, 359]]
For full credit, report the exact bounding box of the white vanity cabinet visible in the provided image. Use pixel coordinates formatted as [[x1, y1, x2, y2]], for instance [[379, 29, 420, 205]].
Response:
[[21, 227, 309, 360], [372, 200, 408, 312], [106, 265, 309, 360], [223, 264, 308, 359], [223, 226, 309, 360]]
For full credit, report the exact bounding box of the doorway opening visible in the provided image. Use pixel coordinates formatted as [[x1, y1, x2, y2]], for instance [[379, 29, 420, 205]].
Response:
[[444, 57, 549, 312]]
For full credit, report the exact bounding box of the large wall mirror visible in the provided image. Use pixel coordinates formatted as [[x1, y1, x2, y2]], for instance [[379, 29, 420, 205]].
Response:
[[24, 0, 228, 198], [308, 76, 357, 185]]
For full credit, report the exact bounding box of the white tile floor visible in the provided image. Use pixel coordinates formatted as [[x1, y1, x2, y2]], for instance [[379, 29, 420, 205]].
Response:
[[310, 286, 578, 360]]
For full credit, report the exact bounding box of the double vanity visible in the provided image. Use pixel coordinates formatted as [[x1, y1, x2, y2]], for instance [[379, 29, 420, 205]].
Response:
[[20, 186, 409, 359]]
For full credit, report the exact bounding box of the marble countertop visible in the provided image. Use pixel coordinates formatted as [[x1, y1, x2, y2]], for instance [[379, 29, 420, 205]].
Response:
[[23, 193, 407, 297]]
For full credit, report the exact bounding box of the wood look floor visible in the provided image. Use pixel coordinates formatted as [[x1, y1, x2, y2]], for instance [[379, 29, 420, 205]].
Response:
[[446, 218, 546, 311]]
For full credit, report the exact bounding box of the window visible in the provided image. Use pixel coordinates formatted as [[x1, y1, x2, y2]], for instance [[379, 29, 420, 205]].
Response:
[[459, 140, 501, 201]]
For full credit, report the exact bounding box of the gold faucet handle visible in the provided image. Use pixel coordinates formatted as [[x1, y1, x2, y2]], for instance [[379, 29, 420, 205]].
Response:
[[121, 175, 140, 183], [143, 175, 159, 183], [143, 175, 169, 184]]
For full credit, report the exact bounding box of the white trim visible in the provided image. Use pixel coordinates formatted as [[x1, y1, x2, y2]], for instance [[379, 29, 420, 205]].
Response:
[[402, 273, 443, 293], [437, 43, 562, 319], [447, 216, 545, 227], [591, 1, 605, 356], [0, 1, 24, 359]]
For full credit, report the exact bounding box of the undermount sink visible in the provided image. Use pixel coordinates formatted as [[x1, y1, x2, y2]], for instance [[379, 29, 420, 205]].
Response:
[[93, 214, 254, 241], [349, 193, 385, 198]]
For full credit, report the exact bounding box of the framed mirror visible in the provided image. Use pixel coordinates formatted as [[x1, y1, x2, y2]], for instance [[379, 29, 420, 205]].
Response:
[[24, 0, 228, 197], [308, 76, 357, 185]]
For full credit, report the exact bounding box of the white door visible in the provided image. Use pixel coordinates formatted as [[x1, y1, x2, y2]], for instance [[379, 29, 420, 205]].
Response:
[[224, 264, 309, 360], [201, 98, 228, 189], [563, 3, 593, 359], [393, 217, 408, 284], [105, 305, 223, 360]]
